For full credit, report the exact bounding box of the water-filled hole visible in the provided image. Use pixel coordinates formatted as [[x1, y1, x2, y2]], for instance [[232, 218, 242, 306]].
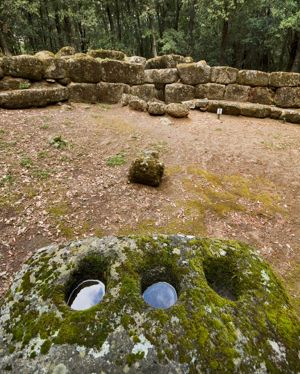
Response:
[[143, 281, 177, 309], [203, 257, 240, 301], [65, 254, 108, 311], [67, 279, 105, 311], [141, 266, 179, 309]]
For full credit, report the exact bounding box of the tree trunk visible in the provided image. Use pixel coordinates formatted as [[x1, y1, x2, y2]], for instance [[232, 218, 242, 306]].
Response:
[[291, 33, 300, 72], [0, 28, 11, 55], [220, 19, 229, 65]]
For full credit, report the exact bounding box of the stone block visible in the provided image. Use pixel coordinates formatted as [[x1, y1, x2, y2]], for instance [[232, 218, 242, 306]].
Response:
[[2, 55, 44, 80], [68, 83, 99, 103], [238, 70, 269, 86], [66, 56, 102, 83], [130, 84, 157, 101], [195, 83, 225, 100], [0, 83, 68, 108], [100, 60, 145, 85], [269, 72, 300, 87], [144, 68, 178, 84], [224, 84, 251, 102], [274, 87, 300, 108], [177, 61, 211, 85], [211, 66, 238, 84], [165, 83, 195, 103], [249, 87, 274, 105], [98, 82, 129, 103]]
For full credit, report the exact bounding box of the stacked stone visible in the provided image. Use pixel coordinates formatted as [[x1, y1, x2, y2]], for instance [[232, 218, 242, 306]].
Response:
[[0, 48, 300, 123]]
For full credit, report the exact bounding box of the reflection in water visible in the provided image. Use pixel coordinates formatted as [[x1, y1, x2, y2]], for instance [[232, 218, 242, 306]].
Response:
[[68, 280, 105, 311], [143, 281, 178, 309]]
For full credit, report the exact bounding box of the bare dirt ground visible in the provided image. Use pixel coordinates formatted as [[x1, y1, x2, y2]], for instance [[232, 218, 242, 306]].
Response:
[[0, 103, 299, 315]]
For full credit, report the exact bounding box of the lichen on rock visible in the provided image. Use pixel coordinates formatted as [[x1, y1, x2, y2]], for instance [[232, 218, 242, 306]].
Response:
[[128, 150, 164, 187], [0, 236, 299, 373]]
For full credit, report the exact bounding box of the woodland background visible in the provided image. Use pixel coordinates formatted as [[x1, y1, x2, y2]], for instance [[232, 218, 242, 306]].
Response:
[[0, 0, 299, 72]]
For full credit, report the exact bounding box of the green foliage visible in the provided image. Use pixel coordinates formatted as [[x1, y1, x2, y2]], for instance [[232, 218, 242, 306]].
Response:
[[106, 153, 127, 167], [19, 82, 31, 90], [0, 0, 299, 71], [49, 136, 67, 149]]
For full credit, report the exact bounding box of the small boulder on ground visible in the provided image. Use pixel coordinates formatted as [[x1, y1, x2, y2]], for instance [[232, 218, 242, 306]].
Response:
[[128, 95, 148, 111], [128, 150, 164, 187], [166, 103, 189, 118], [148, 100, 166, 115]]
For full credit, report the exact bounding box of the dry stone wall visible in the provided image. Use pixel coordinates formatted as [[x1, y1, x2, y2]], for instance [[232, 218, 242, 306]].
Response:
[[0, 50, 300, 124]]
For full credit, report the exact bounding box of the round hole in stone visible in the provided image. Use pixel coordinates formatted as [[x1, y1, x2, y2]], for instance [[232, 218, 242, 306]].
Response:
[[143, 281, 177, 309], [65, 254, 108, 311], [141, 266, 179, 309], [203, 256, 240, 301], [67, 279, 105, 311]]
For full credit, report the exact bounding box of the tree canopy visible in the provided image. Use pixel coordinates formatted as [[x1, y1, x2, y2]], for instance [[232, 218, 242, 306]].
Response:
[[0, 0, 299, 71]]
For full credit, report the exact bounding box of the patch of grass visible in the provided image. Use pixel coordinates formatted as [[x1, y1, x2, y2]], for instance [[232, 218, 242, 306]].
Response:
[[48, 202, 71, 217], [31, 169, 50, 180], [49, 136, 67, 149], [40, 124, 49, 130], [0, 129, 5, 137], [0, 174, 14, 187], [20, 157, 33, 169], [37, 151, 49, 159], [19, 82, 31, 90], [106, 153, 127, 167], [97, 103, 112, 110]]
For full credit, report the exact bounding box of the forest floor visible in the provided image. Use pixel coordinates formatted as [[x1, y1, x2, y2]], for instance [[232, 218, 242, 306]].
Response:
[[0, 103, 299, 315]]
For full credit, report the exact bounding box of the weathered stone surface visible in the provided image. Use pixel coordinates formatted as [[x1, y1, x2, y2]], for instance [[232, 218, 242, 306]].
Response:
[[87, 49, 126, 60], [177, 61, 211, 85], [120, 93, 134, 106], [207, 100, 241, 116], [0, 235, 299, 374], [249, 87, 275, 105], [165, 83, 195, 103], [166, 103, 189, 118], [144, 69, 178, 84], [145, 54, 193, 69], [128, 96, 148, 111], [0, 83, 68, 108], [66, 56, 102, 83], [240, 102, 271, 118], [147, 100, 166, 115], [98, 82, 129, 103], [129, 150, 164, 186], [182, 98, 209, 110], [274, 87, 300, 108], [269, 72, 300, 87], [56, 46, 76, 58], [211, 66, 238, 84], [195, 83, 225, 100], [40, 58, 67, 80], [0, 76, 31, 91], [224, 84, 251, 102], [2, 55, 44, 80], [57, 77, 71, 86], [280, 109, 300, 124], [126, 56, 147, 65], [100, 60, 145, 85], [68, 83, 99, 103], [270, 106, 283, 120], [238, 70, 269, 86], [35, 50, 55, 59], [130, 84, 157, 101]]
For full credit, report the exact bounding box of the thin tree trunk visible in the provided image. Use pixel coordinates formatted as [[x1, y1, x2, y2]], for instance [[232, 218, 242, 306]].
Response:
[[291, 33, 300, 72], [0, 28, 11, 55], [220, 19, 229, 65]]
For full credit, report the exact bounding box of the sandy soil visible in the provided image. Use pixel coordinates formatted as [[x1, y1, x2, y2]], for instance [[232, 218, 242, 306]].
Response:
[[0, 103, 299, 314]]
